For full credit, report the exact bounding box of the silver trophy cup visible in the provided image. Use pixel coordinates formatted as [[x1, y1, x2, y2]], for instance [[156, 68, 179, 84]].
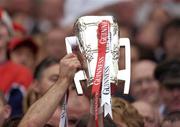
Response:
[[65, 16, 131, 95]]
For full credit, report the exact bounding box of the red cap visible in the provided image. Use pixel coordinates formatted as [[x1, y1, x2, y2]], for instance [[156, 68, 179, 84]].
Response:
[[13, 22, 27, 34], [8, 37, 38, 55]]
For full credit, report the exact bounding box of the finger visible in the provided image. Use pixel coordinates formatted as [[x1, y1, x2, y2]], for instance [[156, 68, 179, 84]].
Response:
[[74, 61, 81, 68], [64, 57, 80, 64], [72, 60, 81, 69], [63, 53, 77, 59], [60, 54, 78, 65], [67, 60, 81, 67]]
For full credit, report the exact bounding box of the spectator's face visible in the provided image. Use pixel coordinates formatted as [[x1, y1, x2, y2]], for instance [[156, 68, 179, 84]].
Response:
[[46, 29, 66, 59], [67, 90, 90, 127], [160, 86, 180, 112], [150, 7, 170, 27], [6, 0, 33, 14], [164, 28, 180, 59], [10, 47, 35, 70], [131, 61, 159, 105], [38, 0, 64, 21], [37, 64, 59, 96], [115, 2, 136, 26], [133, 101, 160, 127], [0, 24, 9, 63], [136, 22, 160, 50], [0, 99, 11, 127], [161, 121, 180, 127]]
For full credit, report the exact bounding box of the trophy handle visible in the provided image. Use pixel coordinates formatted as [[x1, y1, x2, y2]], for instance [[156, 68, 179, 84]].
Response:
[[117, 38, 131, 94], [65, 36, 86, 95]]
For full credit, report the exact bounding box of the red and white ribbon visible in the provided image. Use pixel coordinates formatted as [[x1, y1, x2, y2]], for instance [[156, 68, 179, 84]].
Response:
[[92, 20, 110, 127]]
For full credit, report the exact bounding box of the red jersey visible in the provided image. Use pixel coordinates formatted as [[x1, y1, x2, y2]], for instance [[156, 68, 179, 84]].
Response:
[[0, 61, 33, 93]]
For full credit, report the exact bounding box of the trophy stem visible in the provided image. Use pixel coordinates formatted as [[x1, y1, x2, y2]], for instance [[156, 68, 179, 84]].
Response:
[[87, 98, 104, 127]]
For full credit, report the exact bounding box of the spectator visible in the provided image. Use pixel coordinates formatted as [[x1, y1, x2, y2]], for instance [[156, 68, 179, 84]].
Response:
[[0, 91, 11, 127], [160, 18, 180, 60], [148, 7, 171, 28], [132, 101, 160, 127], [135, 21, 160, 51], [0, 9, 33, 117], [161, 111, 180, 127], [8, 37, 38, 70], [154, 58, 180, 116], [36, 0, 64, 27], [44, 28, 66, 59], [3, 0, 36, 34], [131, 60, 161, 109], [3, 0, 34, 15], [135, 21, 163, 62], [112, 97, 144, 127], [0, 60, 33, 117]]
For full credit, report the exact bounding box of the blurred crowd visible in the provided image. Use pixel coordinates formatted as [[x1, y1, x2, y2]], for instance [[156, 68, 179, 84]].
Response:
[[0, 0, 180, 127]]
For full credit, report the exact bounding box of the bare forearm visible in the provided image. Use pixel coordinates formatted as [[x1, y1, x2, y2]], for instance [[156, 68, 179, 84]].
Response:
[[18, 79, 69, 127], [19, 53, 81, 127]]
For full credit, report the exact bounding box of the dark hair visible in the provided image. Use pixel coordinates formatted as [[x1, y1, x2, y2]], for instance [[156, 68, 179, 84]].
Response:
[[3, 116, 22, 127], [161, 111, 180, 126], [154, 58, 180, 86], [43, 124, 55, 127], [34, 57, 59, 80], [75, 115, 117, 127], [12, 39, 38, 56], [104, 118, 117, 127], [75, 115, 88, 127], [160, 18, 180, 46]]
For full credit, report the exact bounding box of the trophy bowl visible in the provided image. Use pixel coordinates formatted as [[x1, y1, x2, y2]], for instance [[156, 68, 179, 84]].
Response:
[[75, 16, 119, 86]]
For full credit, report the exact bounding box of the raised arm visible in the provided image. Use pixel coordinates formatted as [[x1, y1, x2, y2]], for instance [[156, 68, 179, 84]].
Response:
[[18, 54, 81, 127]]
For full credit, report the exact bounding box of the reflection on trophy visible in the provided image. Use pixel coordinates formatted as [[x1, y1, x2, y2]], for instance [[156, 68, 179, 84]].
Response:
[[64, 16, 131, 127]]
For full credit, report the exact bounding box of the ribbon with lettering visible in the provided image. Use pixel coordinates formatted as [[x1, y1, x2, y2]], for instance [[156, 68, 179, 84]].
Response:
[[101, 38, 112, 118], [59, 93, 68, 127], [92, 20, 110, 127]]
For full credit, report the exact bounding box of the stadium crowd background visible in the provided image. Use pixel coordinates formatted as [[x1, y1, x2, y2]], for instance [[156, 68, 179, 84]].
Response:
[[0, 0, 180, 127]]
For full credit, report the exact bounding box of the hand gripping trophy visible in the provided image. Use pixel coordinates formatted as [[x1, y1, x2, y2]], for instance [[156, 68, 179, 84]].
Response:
[[60, 16, 131, 127]]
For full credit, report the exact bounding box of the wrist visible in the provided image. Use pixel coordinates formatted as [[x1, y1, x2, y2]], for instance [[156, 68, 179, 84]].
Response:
[[56, 77, 71, 89]]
